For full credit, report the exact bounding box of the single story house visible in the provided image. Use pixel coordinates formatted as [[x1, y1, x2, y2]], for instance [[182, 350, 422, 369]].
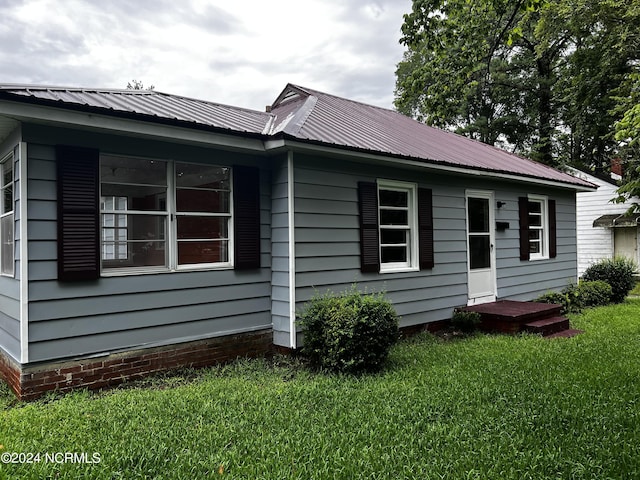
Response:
[[0, 83, 594, 398], [567, 166, 639, 276]]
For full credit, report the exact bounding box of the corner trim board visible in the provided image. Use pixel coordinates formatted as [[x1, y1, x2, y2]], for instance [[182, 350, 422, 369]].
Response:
[[19, 142, 28, 363], [287, 151, 296, 349]]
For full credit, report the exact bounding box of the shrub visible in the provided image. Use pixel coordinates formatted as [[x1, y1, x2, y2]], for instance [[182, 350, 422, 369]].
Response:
[[534, 281, 614, 313], [451, 309, 481, 332], [576, 280, 613, 307], [582, 257, 638, 303], [298, 287, 399, 374], [534, 290, 577, 314]]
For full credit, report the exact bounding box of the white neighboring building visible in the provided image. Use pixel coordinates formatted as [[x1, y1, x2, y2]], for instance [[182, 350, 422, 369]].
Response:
[[568, 167, 639, 277]]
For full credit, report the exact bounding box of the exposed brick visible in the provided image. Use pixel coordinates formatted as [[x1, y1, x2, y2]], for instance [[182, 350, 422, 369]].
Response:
[[58, 365, 83, 375], [103, 358, 126, 368], [1, 329, 276, 400]]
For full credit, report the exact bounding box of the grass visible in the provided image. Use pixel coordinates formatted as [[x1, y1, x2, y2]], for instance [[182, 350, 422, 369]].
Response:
[[1, 300, 640, 479]]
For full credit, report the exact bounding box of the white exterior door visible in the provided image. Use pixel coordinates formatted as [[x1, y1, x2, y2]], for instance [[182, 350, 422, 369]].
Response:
[[466, 191, 497, 305]]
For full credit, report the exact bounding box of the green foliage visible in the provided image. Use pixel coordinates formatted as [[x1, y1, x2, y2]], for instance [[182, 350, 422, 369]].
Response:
[[582, 257, 638, 303], [451, 309, 482, 332], [534, 280, 612, 313], [576, 280, 613, 307], [396, 0, 640, 168], [3, 300, 640, 478], [534, 289, 578, 314], [614, 74, 640, 209], [298, 287, 399, 373]]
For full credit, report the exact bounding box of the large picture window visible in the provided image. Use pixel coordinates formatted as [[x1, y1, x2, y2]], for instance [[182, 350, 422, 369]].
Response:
[[377, 180, 418, 272], [0, 153, 13, 276], [100, 155, 232, 273]]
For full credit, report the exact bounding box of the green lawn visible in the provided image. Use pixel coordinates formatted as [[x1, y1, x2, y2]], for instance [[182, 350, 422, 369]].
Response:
[[1, 300, 640, 479]]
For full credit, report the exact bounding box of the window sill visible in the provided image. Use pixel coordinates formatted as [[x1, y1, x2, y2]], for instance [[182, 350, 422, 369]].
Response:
[[379, 265, 420, 274], [101, 263, 234, 277], [528, 256, 550, 262]]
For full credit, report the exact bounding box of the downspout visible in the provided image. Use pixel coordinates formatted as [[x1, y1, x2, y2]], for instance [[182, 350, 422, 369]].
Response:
[[287, 150, 297, 349], [19, 142, 28, 363]]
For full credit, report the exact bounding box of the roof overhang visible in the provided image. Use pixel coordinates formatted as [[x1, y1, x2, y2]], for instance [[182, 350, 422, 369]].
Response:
[[0, 114, 19, 144], [593, 213, 640, 228], [0, 99, 267, 154], [265, 137, 598, 192]]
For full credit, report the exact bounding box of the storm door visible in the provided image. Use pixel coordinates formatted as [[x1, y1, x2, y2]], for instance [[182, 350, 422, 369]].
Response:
[[466, 191, 496, 305]]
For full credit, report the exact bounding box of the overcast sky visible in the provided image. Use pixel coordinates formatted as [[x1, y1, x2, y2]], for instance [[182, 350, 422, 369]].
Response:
[[0, 0, 412, 111]]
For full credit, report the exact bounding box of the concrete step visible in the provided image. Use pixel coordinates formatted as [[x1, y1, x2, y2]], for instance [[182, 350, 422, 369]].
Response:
[[524, 316, 570, 336]]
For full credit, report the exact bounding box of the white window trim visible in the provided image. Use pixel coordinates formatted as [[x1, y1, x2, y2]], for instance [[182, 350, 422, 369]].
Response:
[[100, 155, 234, 276], [528, 194, 549, 260], [377, 179, 419, 273], [0, 151, 14, 277]]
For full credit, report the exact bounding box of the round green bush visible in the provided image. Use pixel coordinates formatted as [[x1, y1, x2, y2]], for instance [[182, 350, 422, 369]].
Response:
[[576, 280, 612, 307], [534, 291, 572, 314], [298, 287, 399, 374], [582, 257, 637, 303]]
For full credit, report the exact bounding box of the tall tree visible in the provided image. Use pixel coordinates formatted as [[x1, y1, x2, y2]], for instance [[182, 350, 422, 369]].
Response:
[[395, 0, 639, 168], [613, 73, 640, 210]]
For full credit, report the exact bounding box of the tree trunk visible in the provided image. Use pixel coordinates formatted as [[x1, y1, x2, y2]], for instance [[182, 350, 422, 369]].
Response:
[[536, 54, 554, 166]]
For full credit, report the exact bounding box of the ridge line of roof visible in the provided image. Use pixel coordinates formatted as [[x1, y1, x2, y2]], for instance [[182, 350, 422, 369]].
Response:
[[289, 83, 398, 114], [0, 84, 151, 94]]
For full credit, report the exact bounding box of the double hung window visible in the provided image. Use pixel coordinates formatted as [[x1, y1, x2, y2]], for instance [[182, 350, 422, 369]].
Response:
[[0, 153, 13, 276], [100, 155, 231, 273], [377, 180, 418, 272], [527, 195, 548, 259]]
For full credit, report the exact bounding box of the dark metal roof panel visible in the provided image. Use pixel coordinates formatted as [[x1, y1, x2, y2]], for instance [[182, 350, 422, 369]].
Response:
[[284, 85, 593, 188], [0, 85, 271, 134]]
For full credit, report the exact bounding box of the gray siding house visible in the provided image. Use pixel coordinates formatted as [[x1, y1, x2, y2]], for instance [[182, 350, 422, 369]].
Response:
[[0, 83, 594, 398]]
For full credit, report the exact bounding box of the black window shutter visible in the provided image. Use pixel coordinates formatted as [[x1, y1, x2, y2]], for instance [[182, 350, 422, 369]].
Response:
[[518, 196, 530, 261], [233, 165, 261, 269], [56, 145, 100, 281], [358, 182, 380, 273], [548, 199, 557, 258], [418, 188, 434, 269]]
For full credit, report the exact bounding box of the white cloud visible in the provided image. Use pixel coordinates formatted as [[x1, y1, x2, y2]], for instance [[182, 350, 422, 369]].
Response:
[[0, 0, 411, 110]]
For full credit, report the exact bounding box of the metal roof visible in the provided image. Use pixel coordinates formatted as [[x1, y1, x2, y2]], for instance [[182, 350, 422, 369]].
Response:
[[0, 83, 595, 189], [270, 84, 594, 189], [0, 84, 271, 135]]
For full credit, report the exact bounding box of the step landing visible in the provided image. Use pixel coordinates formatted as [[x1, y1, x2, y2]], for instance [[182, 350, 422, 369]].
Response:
[[462, 300, 580, 337]]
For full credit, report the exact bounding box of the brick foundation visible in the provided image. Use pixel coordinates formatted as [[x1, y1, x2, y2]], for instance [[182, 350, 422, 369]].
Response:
[[0, 329, 273, 401]]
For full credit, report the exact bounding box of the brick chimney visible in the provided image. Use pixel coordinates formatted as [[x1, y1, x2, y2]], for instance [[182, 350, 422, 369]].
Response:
[[611, 157, 623, 177]]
